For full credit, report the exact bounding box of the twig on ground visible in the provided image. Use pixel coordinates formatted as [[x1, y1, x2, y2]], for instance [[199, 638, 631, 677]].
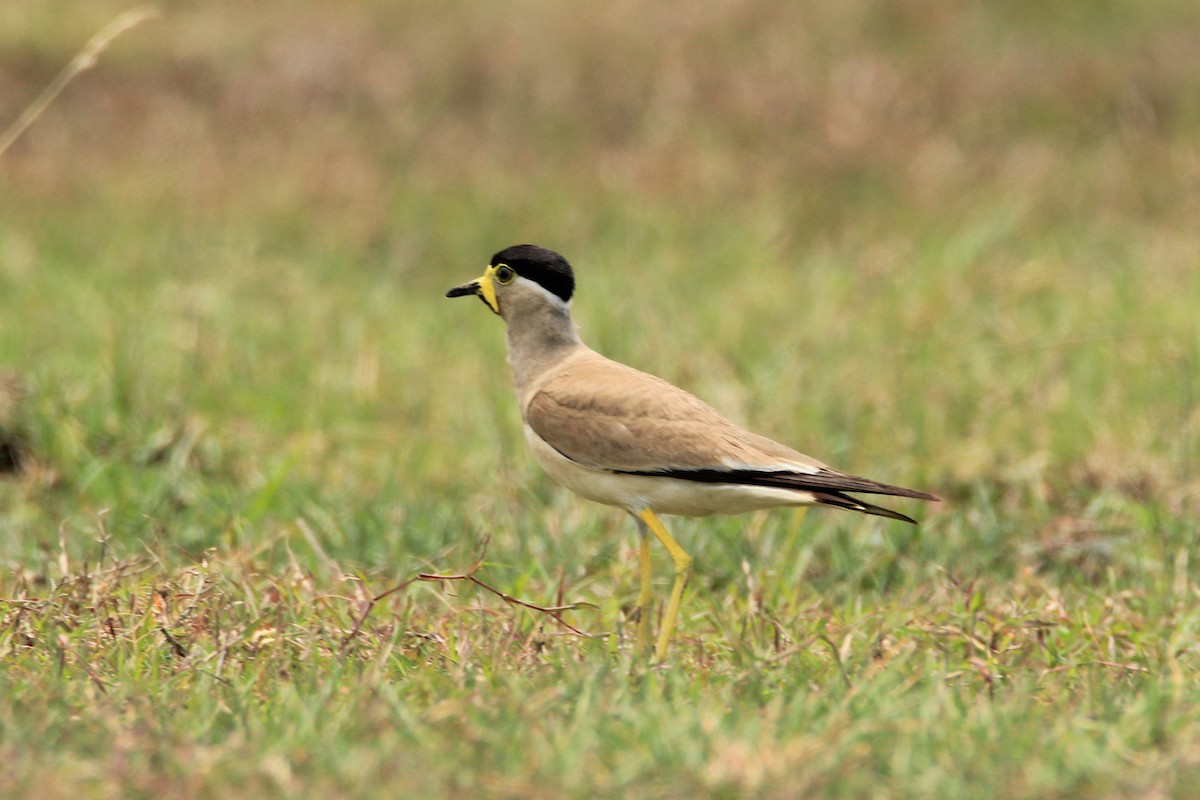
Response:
[[418, 560, 601, 638], [339, 575, 419, 654], [340, 535, 603, 652]]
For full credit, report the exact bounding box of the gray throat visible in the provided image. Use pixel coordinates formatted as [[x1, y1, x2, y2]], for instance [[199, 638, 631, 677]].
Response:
[[504, 299, 582, 400]]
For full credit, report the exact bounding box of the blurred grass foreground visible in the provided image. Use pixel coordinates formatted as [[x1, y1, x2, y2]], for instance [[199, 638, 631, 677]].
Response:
[[1, 1, 1199, 797]]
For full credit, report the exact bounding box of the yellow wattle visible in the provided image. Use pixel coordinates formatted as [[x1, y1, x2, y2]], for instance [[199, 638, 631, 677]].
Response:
[[479, 266, 500, 314]]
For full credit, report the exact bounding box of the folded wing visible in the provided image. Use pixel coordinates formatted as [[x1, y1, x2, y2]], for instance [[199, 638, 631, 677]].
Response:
[[525, 352, 939, 519]]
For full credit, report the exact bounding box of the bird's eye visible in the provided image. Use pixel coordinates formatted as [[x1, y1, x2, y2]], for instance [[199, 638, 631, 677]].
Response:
[[494, 264, 516, 285]]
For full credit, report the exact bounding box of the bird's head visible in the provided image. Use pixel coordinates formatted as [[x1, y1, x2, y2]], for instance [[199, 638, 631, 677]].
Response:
[[446, 244, 575, 319]]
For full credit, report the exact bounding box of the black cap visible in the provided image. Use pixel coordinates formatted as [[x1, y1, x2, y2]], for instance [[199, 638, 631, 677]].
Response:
[[490, 245, 574, 303]]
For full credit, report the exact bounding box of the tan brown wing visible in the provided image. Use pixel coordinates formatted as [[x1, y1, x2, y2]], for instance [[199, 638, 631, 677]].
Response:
[[524, 353, 827, 474], [525, 351, 940, 506]]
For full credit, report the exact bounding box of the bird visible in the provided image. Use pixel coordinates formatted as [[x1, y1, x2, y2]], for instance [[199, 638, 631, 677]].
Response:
[[447, 244, 939, 661]]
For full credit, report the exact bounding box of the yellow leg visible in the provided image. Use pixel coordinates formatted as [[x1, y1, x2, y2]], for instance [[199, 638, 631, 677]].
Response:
[[637, 508, 693, 662], [788, 507, 808, 538], [633, 522, 653, 656]]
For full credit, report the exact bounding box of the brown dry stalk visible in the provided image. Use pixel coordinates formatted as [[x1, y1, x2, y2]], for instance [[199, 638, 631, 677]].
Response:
[[0, 6, 161, 157], [418, 567, 600, 638]]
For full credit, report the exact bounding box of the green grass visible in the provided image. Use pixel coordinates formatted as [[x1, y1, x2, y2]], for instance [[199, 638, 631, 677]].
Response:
[[2, 0, 1200, 796]]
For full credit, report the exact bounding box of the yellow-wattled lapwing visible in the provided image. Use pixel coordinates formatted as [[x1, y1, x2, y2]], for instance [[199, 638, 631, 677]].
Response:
[[448, 244, 938, 660]]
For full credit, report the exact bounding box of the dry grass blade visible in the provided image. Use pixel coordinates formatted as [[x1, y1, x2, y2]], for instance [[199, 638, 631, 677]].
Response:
[[0, 5, 161, 157]]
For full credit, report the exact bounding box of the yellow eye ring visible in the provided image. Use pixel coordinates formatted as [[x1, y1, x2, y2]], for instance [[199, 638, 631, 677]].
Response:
[[494, 264, 516, 285]]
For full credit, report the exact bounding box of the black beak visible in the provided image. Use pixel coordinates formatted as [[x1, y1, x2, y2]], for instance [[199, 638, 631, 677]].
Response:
[[446, 281, 480, 298]]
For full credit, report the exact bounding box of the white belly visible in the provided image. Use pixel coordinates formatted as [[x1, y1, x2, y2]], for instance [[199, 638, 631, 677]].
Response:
[[523, 425, 816, 517]]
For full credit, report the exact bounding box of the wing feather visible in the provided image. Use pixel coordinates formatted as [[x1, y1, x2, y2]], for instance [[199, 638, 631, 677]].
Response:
[[524, 351, 939, 505], [525, 354, 823, 473]]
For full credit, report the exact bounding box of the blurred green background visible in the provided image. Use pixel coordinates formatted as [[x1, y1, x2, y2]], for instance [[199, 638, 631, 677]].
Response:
[[2, 0, 1194, 567], [2, 2, 1200, 796]]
